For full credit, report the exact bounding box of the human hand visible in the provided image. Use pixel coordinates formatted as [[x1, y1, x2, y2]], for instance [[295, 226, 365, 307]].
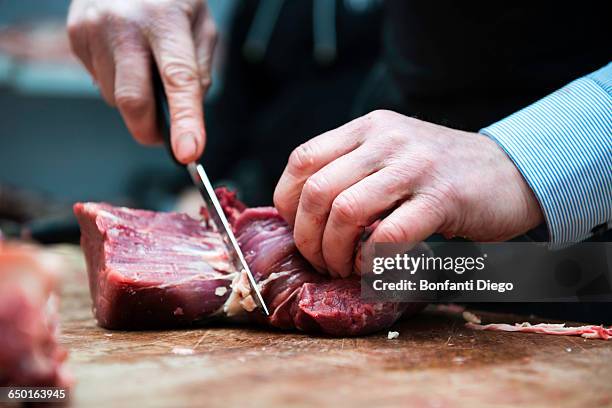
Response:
[[67, 0, 217, 163], [274, 110, 544, 278]]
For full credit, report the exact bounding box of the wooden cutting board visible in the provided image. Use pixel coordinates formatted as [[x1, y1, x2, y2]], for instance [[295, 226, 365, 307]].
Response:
[[52, 245, 612, 408]]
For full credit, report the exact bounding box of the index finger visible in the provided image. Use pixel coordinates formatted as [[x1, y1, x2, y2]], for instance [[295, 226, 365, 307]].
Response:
[[146, 13, 205, 164], [273, 115, 372, 226]]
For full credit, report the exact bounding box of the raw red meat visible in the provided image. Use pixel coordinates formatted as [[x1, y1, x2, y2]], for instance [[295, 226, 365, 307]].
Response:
[[231, 206, 420, 335], [0, 243, 72, 387], [74, 203, 235, 329], [74, 190, 423, 336], [466, 322, 612, 340]]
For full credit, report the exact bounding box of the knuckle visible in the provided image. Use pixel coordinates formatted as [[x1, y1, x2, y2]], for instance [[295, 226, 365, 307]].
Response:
[[331, 191, 361, 224], [353, 109, 396, 136], [416, 191, 449, 226], [414, 154, 436, 175], [376, 219, 406, 243], [100, 8, 124, 26], [80, 14, 101, 33], [115, 90, 148, 117], [352, 114, 373, 133], [161, 61, 199, 90], [66, 21, 82, 40], [367, 109, 395, 123], [75, 16, 102, 42], [385, 131, 407, 147], [301, 176, 329, 211], [142, 0, 174, 17], [83, 17, 103, 36], [169, 102, 200, 123], [288, 143, 316, 174], [435, 181, 459, 204], [109, 29, 142, 54], [144, 1, 188, 30], [388, 164, 418, 190], [97, 6, 132, 31], [199, 73, 212, 91], [203, 21, 217, 41], [400, 147, 437, 180], [427, 178, 462, 205]]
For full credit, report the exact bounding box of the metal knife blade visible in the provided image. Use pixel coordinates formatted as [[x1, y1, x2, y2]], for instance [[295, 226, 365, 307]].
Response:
[[186, 162, 270, 316], [152, 64, 270, 316]]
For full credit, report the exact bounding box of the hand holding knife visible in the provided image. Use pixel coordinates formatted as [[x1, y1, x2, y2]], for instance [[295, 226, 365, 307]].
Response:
[[152, 67, 270, 316]]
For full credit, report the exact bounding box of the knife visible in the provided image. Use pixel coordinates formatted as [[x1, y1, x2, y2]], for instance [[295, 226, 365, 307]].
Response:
[[152, 67, 270, 316]]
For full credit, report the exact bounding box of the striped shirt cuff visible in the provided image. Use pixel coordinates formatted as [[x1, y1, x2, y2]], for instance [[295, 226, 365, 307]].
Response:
[[480, 62, 612, 245]]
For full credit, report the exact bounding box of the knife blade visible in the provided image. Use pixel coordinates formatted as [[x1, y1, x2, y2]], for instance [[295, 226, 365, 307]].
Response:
[[152, 66, 270, 316], [186, 162, 269, 315]]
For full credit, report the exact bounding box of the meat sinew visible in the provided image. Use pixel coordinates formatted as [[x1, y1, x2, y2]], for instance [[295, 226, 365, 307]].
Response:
[[0, 243, 71, 387], [74, 189, 423, 336]]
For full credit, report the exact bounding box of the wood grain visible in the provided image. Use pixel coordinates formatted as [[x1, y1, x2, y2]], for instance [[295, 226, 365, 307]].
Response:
[[52, 245, 612, 408]]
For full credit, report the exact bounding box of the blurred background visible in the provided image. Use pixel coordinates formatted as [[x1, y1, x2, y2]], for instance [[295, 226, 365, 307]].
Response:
[[0, 0, 383, 241]]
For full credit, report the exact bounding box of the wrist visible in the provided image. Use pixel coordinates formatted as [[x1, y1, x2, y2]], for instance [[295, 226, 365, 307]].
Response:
[[478, 132, 544, 233]]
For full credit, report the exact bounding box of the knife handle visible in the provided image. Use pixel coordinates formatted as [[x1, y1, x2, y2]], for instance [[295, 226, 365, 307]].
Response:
[[152, 63, 181, 165]]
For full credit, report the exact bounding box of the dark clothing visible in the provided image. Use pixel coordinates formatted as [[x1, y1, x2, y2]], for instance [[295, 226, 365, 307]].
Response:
[[363, 1, 612, 130]]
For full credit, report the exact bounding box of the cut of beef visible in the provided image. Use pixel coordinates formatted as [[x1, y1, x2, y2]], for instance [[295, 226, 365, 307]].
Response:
[[74, 203, 235, 329], [74, 189, 423, 336], [0, 243, 72, 387]]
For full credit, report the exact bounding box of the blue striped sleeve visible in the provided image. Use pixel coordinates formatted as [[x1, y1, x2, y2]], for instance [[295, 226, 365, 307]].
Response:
[[480, 62, 612, 245]]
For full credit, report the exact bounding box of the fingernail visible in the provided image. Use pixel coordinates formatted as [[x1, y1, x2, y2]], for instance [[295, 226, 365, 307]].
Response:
[[176, 133, 197, 162]]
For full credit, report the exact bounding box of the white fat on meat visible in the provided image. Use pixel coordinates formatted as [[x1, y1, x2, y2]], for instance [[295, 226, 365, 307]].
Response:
[[223, 270, 257, 318], [222, 269, 293, 318], [215, 286, 228, 296], [158, 273, 235, 290]]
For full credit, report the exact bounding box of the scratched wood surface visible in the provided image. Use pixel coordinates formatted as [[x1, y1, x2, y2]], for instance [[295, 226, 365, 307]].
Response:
[[52, 245, 612, 408]]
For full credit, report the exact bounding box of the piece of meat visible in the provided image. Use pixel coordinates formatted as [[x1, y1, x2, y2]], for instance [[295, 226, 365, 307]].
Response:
[[231, 206, 422, 335], [0, 243, 72, 387], [74, 203, 235, 329], [74, 189, 424, 336], [466, 322, 612, 340]]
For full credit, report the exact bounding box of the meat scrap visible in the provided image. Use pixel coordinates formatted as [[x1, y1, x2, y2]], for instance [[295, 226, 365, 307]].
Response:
[[462, 311, 482, 324], [466, 322, 612, 340], [387, 331, 400, 340], [0, 243, 72, 387], [74, 188, 424, 336]]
